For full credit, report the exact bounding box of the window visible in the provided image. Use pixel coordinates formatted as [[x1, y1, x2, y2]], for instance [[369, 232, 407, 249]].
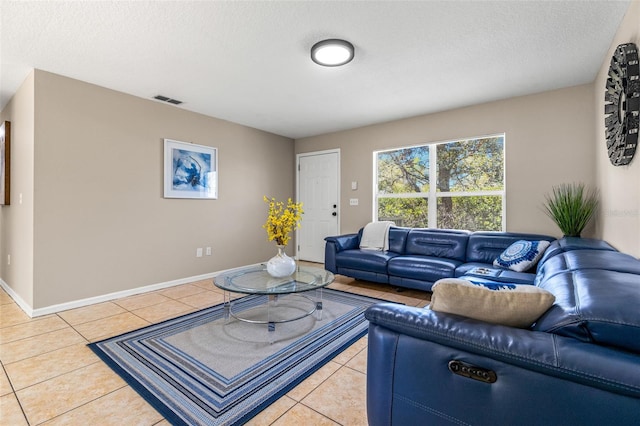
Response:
[[375, 135, 505, 231]]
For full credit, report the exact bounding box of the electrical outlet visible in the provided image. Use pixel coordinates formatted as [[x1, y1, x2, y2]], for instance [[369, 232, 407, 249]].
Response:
[[206, 247, 212, 256], [196, 248, 203, 257], [350, 198, 359, 206]]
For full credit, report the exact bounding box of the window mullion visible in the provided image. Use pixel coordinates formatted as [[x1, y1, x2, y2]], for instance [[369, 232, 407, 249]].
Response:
[[428, 144, 437, 228], [437, 190, 505, 197]]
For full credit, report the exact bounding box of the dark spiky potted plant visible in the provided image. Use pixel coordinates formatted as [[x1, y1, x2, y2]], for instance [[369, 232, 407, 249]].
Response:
[[543, 183, 599, 238]]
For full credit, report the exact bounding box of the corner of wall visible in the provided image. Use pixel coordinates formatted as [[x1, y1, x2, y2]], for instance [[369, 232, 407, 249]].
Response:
[[0, 70, 36, 309]]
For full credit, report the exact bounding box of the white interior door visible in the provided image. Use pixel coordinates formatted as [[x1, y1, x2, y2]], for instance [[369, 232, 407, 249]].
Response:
[[297, 150, 340, 263]]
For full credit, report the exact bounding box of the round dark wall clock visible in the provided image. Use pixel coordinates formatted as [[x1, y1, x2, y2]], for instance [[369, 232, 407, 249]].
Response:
[[605, 42, 640, 166]]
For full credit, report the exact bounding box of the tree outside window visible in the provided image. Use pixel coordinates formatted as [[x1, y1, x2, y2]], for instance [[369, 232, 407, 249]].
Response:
[[375, 135, 505, 231]]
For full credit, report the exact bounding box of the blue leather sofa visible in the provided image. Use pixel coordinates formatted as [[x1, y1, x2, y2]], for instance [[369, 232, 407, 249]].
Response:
[[324, 227, 555, 291], [365, 237, 640, 425]]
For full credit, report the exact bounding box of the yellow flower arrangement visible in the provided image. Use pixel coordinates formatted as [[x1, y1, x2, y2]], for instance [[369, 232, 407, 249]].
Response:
[[263, 196, 304, 246]]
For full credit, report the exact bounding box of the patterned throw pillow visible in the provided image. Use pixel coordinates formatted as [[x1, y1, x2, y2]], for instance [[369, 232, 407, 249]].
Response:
[[429, 278, 555, 328], [493, 240, 551, 272]]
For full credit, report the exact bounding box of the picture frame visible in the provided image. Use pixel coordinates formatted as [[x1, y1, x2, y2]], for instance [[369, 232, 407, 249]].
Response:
[[163, 139, 218, 199], [0, 121, 10, 206]]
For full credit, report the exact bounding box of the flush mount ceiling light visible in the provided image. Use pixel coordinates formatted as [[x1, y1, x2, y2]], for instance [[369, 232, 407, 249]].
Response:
[[311, 39, 355, 67]]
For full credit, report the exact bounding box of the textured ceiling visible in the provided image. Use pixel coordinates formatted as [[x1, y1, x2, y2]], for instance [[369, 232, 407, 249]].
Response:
[[0, 1, 631, 139]]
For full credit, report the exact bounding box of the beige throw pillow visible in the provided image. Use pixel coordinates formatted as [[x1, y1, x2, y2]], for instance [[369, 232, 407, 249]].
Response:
[[429, 278, 555, 328]]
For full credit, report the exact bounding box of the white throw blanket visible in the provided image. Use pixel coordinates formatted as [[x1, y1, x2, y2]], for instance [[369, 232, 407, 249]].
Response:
[[359, 221, 395, 251]]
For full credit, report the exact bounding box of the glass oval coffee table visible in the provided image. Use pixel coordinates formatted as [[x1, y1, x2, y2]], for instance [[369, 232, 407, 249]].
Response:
[[213, 265, 334, 340]]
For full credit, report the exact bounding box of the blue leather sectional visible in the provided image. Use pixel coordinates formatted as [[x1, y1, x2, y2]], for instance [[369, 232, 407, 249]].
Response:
[[363, 237, 640, 425], [324, 227, 555, 291]]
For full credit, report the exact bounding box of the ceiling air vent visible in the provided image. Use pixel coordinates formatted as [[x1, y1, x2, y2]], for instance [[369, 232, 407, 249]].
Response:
[[153, 95, 183, 105]]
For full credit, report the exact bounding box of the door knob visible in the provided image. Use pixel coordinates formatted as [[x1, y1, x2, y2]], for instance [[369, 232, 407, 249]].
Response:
[[333, 204, 337, 208], [332, 212, 337, 216]]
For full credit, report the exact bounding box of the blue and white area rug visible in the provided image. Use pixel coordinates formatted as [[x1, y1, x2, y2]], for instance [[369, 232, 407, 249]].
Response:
[[89, 289, 385, 425]]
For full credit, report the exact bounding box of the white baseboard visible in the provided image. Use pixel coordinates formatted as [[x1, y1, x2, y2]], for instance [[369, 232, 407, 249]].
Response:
[[0, 278, 35, 317], [0, 264, 260, 318]]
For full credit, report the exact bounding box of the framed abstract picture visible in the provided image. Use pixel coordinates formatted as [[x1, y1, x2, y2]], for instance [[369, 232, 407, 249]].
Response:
[[0, 121, 10, 206], [163, 139, 218, 199]]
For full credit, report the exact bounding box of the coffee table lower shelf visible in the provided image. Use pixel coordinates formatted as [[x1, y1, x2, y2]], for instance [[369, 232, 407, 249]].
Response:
[[222, 291, 324, 342], [213, 265, 334, 343]]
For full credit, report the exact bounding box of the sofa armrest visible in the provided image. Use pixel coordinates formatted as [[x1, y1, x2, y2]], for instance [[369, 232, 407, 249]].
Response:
[[325, 233, 360, 251], [365, 303, 640, 425], [324, 233, 359, 273]]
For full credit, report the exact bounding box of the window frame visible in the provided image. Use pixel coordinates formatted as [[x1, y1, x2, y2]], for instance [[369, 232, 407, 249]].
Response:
[[373, 134, 506, 231]]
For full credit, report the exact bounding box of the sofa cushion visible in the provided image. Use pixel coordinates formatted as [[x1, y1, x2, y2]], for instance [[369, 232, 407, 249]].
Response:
[[335, 249, 398, 274], [357, 226, 410, 254], [456, 263, 537, 285], [493, 240, 550, 272], [535, 249, 640, 285], [388, 255, 462, 282], [405, 229, 469, 261], [534, 269, 640, 352], [466, 232, 555, 265], [429, 278, 555, 328], [538, 237, 617, 266], [359, 221, 395, 250]]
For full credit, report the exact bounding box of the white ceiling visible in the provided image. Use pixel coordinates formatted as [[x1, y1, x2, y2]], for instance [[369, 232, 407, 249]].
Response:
[[0, 1, 631, 139]]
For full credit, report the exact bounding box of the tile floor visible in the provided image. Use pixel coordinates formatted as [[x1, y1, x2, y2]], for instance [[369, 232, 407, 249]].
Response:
[[0, 266, 430, 425]]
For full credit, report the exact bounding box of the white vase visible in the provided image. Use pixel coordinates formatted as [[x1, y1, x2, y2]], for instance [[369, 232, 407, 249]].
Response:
[[267, 245, 296, 278]]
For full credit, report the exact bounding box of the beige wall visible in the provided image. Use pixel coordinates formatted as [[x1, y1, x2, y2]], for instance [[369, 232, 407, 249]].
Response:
[[3, 70, 295, 311], [595, 0, 640, 256], [296, 85, 596, 237], [0, 72, 36, 308]]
